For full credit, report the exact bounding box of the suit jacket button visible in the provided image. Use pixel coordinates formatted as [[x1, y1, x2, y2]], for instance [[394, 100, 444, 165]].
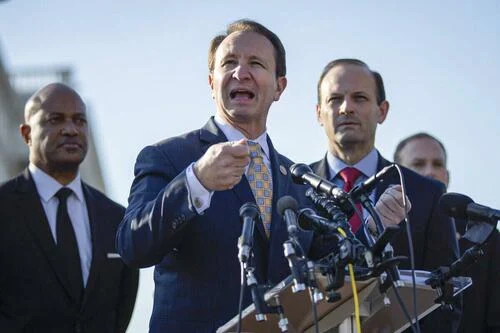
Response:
[[194, 197, 203, 209]]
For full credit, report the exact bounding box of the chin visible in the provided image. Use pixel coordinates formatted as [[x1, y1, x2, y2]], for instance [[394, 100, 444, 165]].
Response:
[[54, 154, 86, 168], [336, 132, 360, 143]]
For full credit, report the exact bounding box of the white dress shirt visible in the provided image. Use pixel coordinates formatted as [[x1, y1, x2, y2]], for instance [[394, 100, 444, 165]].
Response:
[[186, 115, 272, 214], [29, 163, 92, 286]]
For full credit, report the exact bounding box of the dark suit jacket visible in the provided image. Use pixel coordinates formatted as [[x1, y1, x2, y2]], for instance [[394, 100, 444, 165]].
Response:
[[0, 169, 139, 333], [457, 226, 500, 333], [117, 118, 320, 332], [311, 153, 461, 332]]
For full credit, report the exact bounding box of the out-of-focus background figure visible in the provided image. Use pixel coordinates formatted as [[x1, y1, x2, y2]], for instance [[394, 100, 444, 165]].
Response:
[[395, 132, 500, 333]]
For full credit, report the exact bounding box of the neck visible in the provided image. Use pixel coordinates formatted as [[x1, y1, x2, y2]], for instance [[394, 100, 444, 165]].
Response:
[[49, 171, 78, 185], [34, 162, 78, 185], [329, 142, 374, 165], [216, 112, 266, 140]]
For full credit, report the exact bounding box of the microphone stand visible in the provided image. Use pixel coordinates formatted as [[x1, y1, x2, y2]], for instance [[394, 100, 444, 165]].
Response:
[[242, 255, 289, 331], [283, 218, 323, 333], [425, 220, 496, 306]]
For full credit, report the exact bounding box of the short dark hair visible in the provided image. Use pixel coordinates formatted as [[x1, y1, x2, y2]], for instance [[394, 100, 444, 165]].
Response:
[[208, 19, 286, 77], [393, 132, 448, 164], [316, 58, 385, 105]]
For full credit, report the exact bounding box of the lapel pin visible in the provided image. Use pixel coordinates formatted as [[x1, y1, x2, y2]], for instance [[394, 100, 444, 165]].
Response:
[[280, 165, 287, 176]]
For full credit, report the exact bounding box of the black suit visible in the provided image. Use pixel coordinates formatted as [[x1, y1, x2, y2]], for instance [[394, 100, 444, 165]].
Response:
[[0, 169, 139, 333], [311, 153, 461, 332], [456, 219, 500, 333]]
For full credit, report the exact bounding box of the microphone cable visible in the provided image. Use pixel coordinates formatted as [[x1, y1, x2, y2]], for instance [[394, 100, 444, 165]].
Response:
[[391, 279, 418, 333], [337, 227, 362, 333], [394, 164, 421, 333], [308, 286, 320, 333], [236, 261, 246, 333]]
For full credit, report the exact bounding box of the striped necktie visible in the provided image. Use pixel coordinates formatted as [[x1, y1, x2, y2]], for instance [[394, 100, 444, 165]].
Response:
[[247, 142, 273, 237]]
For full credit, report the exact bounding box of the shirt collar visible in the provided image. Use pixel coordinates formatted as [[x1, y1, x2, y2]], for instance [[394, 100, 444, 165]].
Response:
[[213, 114, 270, 159], [29, 163, 85, 203], [326, 148, 379, 180]]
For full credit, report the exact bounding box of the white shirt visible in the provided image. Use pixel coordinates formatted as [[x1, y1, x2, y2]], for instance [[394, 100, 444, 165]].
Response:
[[186, 115, 271, 214], [29, 163, 92, 286]]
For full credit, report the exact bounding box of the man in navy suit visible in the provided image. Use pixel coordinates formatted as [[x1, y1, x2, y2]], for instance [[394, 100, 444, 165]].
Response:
[[395, 132, 500, 333], [118, 19, 392, 332], [311, 59, 461, 332], [0, 83, 139, 332]]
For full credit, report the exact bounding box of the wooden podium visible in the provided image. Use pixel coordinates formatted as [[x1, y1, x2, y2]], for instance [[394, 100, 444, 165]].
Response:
[[217, 270, 471, 333]]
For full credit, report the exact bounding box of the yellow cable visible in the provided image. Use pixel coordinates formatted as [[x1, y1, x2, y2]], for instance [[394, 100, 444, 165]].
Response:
[[338, 228, 362, 333]]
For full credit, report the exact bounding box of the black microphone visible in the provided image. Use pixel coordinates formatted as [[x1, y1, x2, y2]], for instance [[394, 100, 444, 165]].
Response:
[[349, 164, 396, 201], [238, 202, 260, 263], [290, 163, 348, 201], [440, 192, 500, 222], [298, 208, 338, 234], [277, 196, 299, 237]]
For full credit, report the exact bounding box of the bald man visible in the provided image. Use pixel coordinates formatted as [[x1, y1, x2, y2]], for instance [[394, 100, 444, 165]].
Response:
[[0, 83, 138, 333], [394, 132, 449, 187]]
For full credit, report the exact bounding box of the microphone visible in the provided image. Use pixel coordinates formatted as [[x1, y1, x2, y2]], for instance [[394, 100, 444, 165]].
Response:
[[238, 202, 260, 263], [290, 163, 349, 201], [349, 164, 396, 201], [277, 196, 300, 237], [298, 208, 338, 234], [440, 192, 500, 222]]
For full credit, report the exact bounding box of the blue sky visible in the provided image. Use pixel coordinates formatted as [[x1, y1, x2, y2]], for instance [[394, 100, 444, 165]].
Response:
[[1, 1, 499, 331]]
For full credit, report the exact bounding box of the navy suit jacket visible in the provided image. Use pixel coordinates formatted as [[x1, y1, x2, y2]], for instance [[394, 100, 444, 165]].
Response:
[[311, 153, 461, 332], [0, 169, 139, 333], [117, 118, 321, 332]]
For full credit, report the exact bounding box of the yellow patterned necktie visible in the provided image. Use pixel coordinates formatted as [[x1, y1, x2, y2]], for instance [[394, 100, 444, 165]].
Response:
[[247, 141, 273, 237]]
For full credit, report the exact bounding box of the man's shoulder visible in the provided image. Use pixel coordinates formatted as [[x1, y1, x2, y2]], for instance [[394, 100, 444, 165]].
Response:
[[140, 123, 216, 160], [309, 159, 323, 171], [83, 183, 125, 213], [397, 163, 447, 193], [0, 172, 28, 197]]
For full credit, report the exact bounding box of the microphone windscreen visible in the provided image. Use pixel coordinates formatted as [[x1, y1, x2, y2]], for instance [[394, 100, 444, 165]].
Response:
[[439, 192, 474, 219], [289, 163, 313, 184], [277, 195, 299, 217], [239, 202, 260, 219]]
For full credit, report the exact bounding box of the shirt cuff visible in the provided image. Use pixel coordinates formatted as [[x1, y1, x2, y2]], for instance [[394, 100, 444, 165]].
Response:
[[186, 162, 213, 214]]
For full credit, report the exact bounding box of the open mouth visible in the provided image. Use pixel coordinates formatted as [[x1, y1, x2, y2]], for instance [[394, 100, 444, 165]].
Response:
[[230, 88, 255, 100]]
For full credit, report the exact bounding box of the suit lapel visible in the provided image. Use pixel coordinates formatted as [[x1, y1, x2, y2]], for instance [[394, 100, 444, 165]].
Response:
[[16, 169, 76, 302], [267, 138, 289, 241], [313, 154, 331, 180], [374, 154, 394, 201], [200, 117, 258, 233], [80, 184, 106, 308]]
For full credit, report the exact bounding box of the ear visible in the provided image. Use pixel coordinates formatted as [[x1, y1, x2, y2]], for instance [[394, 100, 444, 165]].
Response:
[[208, 73, 215, 99], [445, 169, 450, 189], [20, 124, 31, 145], [273, 76, 287, 101], [315, 104, 323, 126], [377, 100, 390, 124]]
